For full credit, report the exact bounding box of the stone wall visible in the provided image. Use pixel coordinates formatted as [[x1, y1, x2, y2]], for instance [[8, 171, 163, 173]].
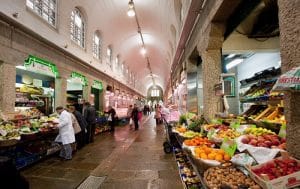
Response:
[[278, 0, 300, 159]]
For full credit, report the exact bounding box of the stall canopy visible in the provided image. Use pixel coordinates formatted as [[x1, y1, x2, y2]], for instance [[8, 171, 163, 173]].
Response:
[[70, 72, 88, 86], [24, 55, 59, 78], [92, 80, 103, 90]]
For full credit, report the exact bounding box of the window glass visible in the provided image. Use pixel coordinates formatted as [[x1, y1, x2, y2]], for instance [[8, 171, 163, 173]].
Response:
[[70, 9, 85, 48]]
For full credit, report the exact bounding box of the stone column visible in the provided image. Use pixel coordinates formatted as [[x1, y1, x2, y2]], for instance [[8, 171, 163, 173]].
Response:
[[0, 62, 16, 113], [55, 70, 69, 109], [278, 0, 300, 159], [83, 78, 92, 103], [201, 50, 222, 120]]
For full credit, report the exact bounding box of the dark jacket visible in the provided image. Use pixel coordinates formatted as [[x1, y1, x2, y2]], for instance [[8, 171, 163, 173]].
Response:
[[73, 110, 87, 130], [132, 107, 139, 120], [84, 105, 96, 124], [106, 108, 117, 122]]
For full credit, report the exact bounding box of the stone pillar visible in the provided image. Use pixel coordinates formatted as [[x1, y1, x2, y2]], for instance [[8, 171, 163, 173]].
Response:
[[278, 0, 300, 159], [55, 70, 70, 109], [0, 62, 16, 113], [55, 76, 67, 108], [201, 50, 222, 120]]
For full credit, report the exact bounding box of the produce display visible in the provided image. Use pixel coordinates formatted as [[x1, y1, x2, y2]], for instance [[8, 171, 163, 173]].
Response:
[[244, 127, 275, 136], [241, 134, 286, 149], [176, 126, 187, 133], [214, 129, 241, 140], [251, 157, 300, 180], [184, 137, 214, 147], [194, 146, 231, 162], [205, 166, 261, 189], [174, 148, 203, 188], [0, 123, 20, 140], [203, 124, 228, 131], [181, 131, 202, 138]]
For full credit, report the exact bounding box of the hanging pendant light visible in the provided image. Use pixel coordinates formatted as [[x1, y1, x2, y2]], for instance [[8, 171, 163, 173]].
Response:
[[127, 0, 135, 17]]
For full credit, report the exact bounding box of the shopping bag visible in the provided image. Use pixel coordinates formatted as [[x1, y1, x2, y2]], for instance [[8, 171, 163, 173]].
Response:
[[129, 118, 133, 125]]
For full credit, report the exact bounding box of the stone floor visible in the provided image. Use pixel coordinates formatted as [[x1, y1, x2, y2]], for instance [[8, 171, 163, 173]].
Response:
[[22, 115, 183, 189]]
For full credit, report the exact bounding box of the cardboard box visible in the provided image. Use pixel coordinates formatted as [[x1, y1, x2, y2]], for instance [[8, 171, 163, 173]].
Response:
[[247, 156, 300, 189]]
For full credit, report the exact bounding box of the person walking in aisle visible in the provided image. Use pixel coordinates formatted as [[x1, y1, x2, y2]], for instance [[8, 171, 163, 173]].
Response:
[[132, 104, 139, 130], [83, 102, 96, 143], [154, 105, 162, 125], [69, 106, 87, 149], [106, 106, 117, 132], [55, 106, 75, 160], [127, 105, 133, 129]]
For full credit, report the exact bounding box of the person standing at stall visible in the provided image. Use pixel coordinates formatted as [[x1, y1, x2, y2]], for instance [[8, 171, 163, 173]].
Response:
[[132, 104, 139, 130], [83, 102, 96, 143], [106, 106, 117, 132], [69, 106, 87, 149], [55, 106, 75, 160]]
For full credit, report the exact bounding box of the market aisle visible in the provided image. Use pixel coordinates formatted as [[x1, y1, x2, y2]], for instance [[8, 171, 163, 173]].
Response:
[[22, 115, 183, 189]]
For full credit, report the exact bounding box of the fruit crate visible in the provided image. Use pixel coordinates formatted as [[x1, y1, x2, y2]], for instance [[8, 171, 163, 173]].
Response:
[[246, 155, 300, 189]]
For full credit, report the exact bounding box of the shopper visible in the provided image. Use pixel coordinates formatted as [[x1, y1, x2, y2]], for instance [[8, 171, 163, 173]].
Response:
[[55, 106, 75, 160], [154, 105, 162, 125], [83, 102, 96, 143], [69, 106, 87, 149], [132, 104, 139, 130], [106, 106, 117, 132], [127, 105, 133, 129]]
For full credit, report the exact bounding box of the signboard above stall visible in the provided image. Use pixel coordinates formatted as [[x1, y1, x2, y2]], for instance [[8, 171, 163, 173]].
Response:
[[70, 72, 88, 86], [24, 55, 59, 78], [92, 80, 103, 90]]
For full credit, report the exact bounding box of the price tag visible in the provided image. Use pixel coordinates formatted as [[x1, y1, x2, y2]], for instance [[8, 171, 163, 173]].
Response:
[[0, 129, 7, 136], [221, 137, 237, 157], [278, 124, 286, 139], [207, 129, 216, 140]]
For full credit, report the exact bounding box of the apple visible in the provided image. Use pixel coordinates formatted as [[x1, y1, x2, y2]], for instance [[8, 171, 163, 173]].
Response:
[[242, 137, 250, 144], [264, 140, 272, 147], [281, 138, 286, 143], [249, 139, 258, 146]]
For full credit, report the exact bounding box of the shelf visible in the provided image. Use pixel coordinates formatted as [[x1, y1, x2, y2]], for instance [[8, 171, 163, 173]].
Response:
[[240, 77, 278, 89], [240, 96, 284, 103]]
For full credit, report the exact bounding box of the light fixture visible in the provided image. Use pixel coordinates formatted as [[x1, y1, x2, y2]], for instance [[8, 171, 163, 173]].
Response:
[[226, 58, 243, 70], [227, 54, 236, 59], [127, 0, 135, 17], [140, 47, 146, 55]]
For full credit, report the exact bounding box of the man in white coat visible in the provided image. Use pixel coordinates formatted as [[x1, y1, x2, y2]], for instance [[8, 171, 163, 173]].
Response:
[[55, 106, 75, 160]]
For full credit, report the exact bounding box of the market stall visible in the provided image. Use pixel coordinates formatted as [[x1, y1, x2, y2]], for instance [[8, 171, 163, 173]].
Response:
[[15, 55, 58, 116], [163, 111, 300, 189]]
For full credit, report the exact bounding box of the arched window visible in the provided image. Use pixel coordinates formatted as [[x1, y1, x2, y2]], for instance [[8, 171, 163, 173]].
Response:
[[26, 0, 57, 27], [106, 46, 112, 68], [70, 8, 85, 48], [93, 31, 101, 59]]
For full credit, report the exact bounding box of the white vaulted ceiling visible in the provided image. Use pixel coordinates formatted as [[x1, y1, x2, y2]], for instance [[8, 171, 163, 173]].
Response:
[[60, 0, 183, 94]]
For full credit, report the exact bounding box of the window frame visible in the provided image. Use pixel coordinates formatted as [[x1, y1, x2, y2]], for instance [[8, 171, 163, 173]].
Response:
[[92, 32, 101, 60], [70, 8, 85, 48], [26, 0, 57, 28]]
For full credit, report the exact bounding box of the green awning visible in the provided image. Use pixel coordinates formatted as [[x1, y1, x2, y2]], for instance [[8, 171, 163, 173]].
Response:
[[70, 72, 88, 86], [24, 55, 59, 77], [92, 80, 103, 90]]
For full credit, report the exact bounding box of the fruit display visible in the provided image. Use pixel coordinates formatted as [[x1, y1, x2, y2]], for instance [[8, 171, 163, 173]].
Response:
[[187, 116, 206, 132], [214, 129, 241, 140], [251, 157, 300, 180], [194, 145, 231, 162], [184, 137, 214, 147], [0, 123, 20, 140], [205, 166, 260, 189], [244, 127, 275, 136], [203, 124, 228, 131], [182, 131, 202, 138], [241, 134, 286, 149], [175, 126, 187, 133]]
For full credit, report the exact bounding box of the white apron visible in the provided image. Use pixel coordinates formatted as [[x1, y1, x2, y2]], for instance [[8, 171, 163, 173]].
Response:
[[55, 110, 75, 145]]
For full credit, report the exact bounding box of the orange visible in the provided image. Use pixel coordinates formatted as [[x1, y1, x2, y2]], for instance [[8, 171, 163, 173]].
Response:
[[218, 149, 225, 155], [207, 153, 216, 160], [200, 153, 208, 159], [204, 148, 212, 154], [224, 154, 231, 161], [215, 154, 223, 161]]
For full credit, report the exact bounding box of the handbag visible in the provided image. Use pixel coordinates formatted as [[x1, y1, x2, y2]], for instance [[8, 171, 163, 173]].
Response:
[[129, 118, 133, 125], [71, 114, 81, 134]]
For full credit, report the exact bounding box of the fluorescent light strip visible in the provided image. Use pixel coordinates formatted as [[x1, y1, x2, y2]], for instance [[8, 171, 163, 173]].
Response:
[[226, 58, 243, 70]]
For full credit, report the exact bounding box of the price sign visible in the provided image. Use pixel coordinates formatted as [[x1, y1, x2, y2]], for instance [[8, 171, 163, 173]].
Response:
[[221, 137, 237, 157], [278, 124, 286, 139]]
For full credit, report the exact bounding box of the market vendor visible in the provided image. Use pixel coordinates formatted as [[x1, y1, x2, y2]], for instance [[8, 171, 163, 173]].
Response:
[[55, 106, 75, 160]]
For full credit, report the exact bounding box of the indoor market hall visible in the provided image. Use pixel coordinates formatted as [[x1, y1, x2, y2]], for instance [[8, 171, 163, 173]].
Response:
[[0, 0, 300, 189]]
